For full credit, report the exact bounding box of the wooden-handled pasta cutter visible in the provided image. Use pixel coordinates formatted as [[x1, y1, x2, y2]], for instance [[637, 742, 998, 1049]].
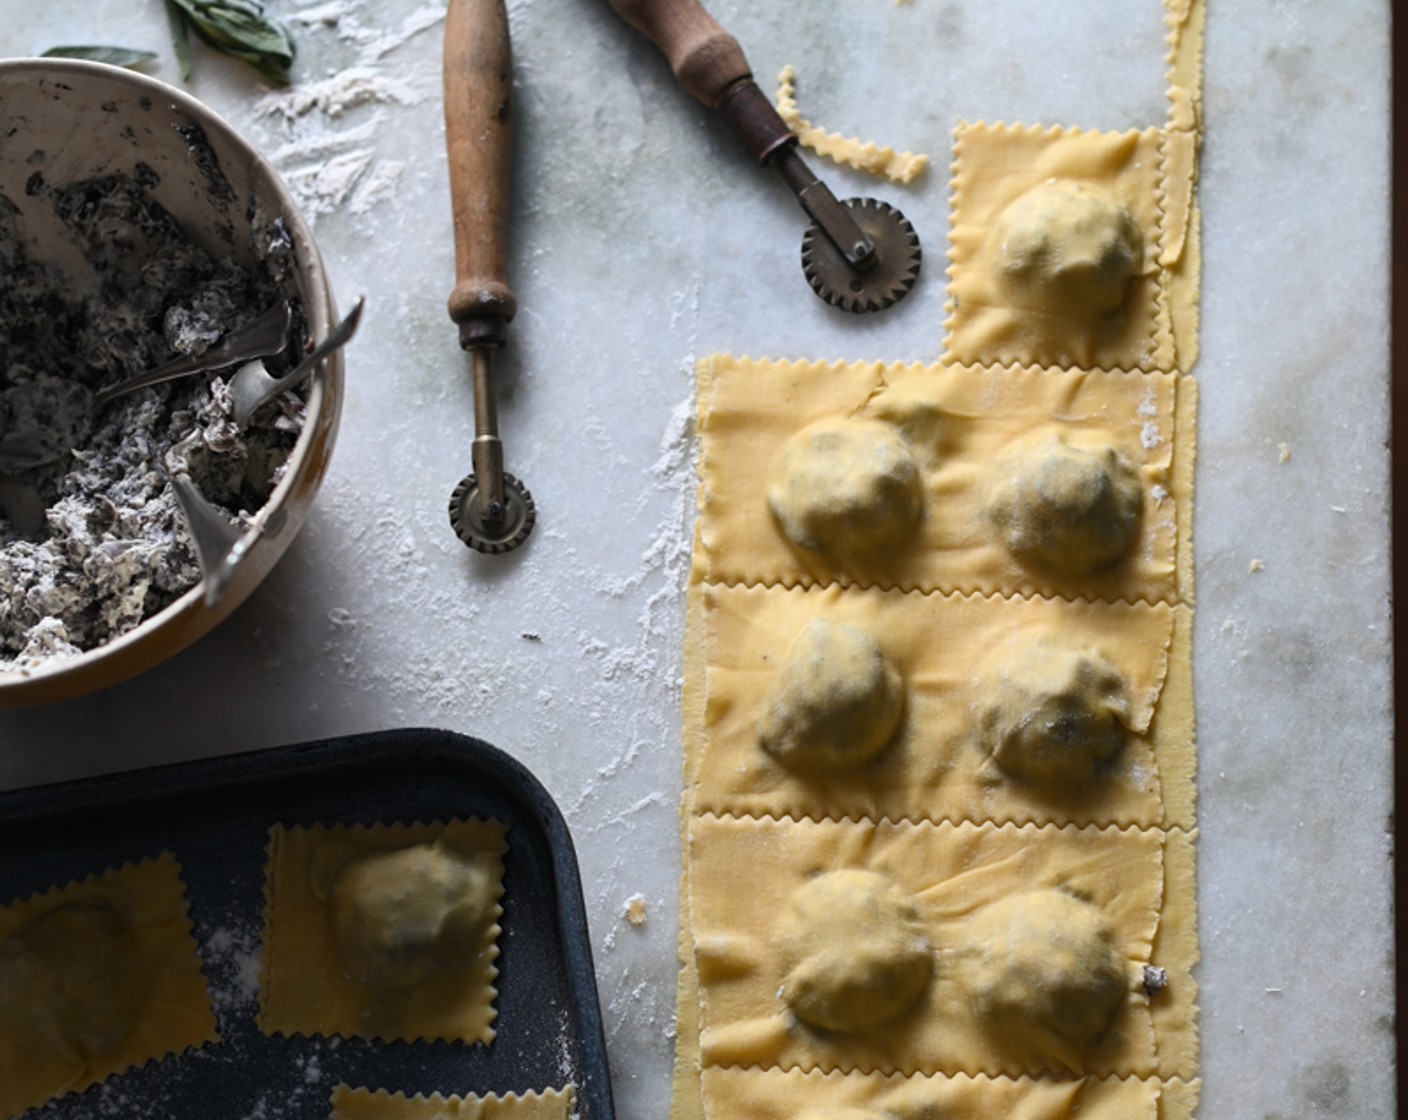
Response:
[[444, 0, 535, 553], [604, 0, 922, 313]]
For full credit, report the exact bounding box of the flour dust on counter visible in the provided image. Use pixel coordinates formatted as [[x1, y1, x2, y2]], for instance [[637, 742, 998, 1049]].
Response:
[[0, 168, 307, 673], [251, 0, 446, 224]]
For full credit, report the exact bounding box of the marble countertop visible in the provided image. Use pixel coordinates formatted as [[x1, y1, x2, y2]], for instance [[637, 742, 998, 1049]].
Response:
[[0, 2, 1394, 1117]]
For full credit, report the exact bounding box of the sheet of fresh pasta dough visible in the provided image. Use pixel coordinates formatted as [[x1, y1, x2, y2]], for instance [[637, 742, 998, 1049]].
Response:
[[675, 2, 1203, 1117]]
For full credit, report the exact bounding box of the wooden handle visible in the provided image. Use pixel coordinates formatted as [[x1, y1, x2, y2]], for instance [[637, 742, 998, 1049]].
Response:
[[603, 0, 752, 107], [445, 0, 516, 344]]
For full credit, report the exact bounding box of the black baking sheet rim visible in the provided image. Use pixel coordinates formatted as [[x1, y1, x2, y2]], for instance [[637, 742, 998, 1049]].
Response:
[[0, 726, 616, 1120]]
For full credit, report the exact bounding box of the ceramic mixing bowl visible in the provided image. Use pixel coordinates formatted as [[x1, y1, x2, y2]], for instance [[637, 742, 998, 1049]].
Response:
[[0, 60, 343, 706]]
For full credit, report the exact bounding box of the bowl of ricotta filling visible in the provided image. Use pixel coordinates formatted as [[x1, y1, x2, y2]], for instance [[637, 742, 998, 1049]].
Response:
[[0, 60, 345, 705]]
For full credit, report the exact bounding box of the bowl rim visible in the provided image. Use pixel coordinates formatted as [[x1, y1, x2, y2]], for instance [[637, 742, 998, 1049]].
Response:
[[0, 59, 343, 701]]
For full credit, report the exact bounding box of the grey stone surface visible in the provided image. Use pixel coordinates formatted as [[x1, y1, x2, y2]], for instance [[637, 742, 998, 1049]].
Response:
[[0, 2, 1393, 1117]]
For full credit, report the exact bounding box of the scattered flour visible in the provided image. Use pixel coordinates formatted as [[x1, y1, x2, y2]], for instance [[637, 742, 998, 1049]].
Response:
[[282, 149, 377, 215], [203, 923, 264, 1028], [254, 2, 444, 222], [259, 66, 420, 121], [350, 160, 407, 214]]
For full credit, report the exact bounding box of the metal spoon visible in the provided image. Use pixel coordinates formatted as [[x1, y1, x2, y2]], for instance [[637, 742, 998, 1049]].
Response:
[[0, 300, 293, 474], [228, 297, 362, 426], [165, 297, 363, 607]]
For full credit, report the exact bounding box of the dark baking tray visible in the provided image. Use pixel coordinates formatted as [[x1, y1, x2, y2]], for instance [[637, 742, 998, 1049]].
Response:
[[0, 727, 615, 1120]]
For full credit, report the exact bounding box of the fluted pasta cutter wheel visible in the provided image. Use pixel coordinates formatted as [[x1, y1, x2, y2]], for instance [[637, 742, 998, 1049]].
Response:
[[802, 198, 922, 313], [604, 0, 922, 312], [450, 466, 536, 554]]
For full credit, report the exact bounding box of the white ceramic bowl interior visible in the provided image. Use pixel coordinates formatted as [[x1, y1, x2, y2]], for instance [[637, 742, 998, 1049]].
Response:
[[0, 60, 343, 705]]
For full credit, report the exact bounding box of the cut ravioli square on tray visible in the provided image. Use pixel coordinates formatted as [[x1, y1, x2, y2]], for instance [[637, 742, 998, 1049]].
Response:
[[695, 355, 1192, 604], [687, 813, 1195, 1079], [258, 817, 508, 1045], [943, 123, 1174, 372], [0, 852, 217, 1120], [692, 582, 1194, 829]]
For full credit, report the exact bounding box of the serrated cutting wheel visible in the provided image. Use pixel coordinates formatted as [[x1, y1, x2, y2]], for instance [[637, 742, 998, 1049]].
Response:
[[450, 472, 536, 553], [802, 198, 922, 314]]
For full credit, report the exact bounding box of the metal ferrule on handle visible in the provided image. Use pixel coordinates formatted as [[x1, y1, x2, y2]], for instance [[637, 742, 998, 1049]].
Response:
[[471, 349, 505, 516]]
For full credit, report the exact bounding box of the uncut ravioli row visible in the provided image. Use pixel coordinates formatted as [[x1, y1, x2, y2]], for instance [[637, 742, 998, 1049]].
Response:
[[0, 821, 573, 1120], [684, 194, 1196, 1100], [689, 814, 1196, 1079], [683, 357, 1197, 1089], [696, 582, 1194, 829], [691, 354, 1194, 833], [694, 356, 1193, 606]]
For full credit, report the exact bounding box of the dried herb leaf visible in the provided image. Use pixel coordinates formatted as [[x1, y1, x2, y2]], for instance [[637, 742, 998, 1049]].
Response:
[[41, 46, 159, 69], [165, 0, 296, 86], [165, 0, 194, 81]]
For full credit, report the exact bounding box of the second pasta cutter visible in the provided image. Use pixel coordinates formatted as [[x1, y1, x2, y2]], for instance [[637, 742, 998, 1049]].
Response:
[[603, 0, 922, 313]]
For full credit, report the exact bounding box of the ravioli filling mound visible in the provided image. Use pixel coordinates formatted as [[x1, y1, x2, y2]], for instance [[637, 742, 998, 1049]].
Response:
[[757, 619, 905, 773], [962, 888, 1126, 1050], [986, 431, 1143, 576], [767, 417, 922, 558], [0, 901, 152, 1060], [976, 638, 1132, 788], [992, 179, 1143, 318], [330, 842, 500, 991], [778, 869, 933, 1034]]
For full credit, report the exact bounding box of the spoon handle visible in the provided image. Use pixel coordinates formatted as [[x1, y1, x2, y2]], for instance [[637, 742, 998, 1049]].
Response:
[[92, 300, 292, 409]]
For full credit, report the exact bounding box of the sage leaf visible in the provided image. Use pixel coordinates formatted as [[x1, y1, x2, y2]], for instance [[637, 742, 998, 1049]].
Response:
[[165, 0, 193, 81], [165, 0, 296, 86], [41, 46, 159, 69]]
